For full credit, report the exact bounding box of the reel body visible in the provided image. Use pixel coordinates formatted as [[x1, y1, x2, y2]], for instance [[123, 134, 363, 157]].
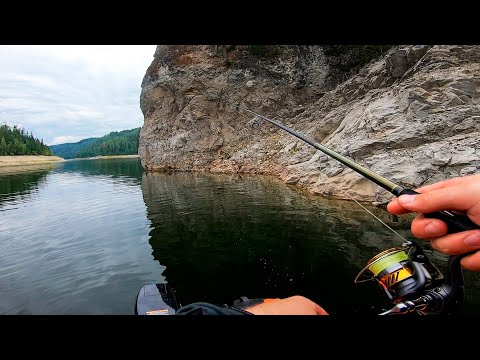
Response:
[[354, 244, 458, 314]]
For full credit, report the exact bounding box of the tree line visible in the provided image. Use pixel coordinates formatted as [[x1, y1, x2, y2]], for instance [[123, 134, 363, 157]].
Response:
[[49, 128, 140, 159], [0, 124, 52, 156]]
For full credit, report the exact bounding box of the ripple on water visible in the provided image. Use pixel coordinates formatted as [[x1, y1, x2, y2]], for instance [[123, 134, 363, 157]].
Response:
[[1, 160, 480, 315]]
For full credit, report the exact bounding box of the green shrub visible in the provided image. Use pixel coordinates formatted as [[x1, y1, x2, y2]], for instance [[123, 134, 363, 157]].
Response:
[[248, 45, 280, 58]]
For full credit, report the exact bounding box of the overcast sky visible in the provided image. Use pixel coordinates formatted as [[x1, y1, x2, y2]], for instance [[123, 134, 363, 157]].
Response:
[[0, 45, 157, 145]]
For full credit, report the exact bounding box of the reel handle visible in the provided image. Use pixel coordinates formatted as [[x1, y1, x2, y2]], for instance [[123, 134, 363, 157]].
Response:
[[397, 188, 480, 233]]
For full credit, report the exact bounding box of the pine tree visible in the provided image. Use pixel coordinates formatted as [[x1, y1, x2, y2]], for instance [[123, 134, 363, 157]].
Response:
[[0, 124, 52, 156]]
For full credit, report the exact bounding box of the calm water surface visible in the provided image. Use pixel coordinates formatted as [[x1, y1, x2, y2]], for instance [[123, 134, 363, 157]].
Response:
[[1, 158, 479, 315]]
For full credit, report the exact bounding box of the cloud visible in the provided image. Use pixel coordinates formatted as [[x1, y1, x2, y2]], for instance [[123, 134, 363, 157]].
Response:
[[0, 45, 157, 145], [50, 135, 87, 145]]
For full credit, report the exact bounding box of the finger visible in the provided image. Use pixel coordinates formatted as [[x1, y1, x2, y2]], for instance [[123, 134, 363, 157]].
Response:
[[388, 174, 480, 215], [428, 229, 480, 255], [387, 185, 458, 214], [460, 251, 480, 271], [306, 298, 329, 315], [315, 305, 329, 315], [387, 198, 412, 215], [410, 215, 449, 239], [396, 186, 480, 222], [414, 176, 468, 193]]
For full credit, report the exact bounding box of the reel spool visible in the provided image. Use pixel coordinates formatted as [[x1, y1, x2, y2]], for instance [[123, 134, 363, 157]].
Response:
[[354, 245, 444, 304]]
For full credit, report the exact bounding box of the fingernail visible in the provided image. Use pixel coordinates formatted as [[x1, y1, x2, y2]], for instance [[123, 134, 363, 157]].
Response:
[[464, 233, 480, 247], [425, 222, 439, 235], [398, 195, 417, 205]]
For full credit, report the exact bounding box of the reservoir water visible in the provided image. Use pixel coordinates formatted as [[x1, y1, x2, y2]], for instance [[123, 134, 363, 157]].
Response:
[[1, 158, 479, 315]]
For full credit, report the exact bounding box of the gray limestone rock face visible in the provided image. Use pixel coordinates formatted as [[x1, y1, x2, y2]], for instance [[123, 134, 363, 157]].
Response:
[[139, 45, 480, 204]]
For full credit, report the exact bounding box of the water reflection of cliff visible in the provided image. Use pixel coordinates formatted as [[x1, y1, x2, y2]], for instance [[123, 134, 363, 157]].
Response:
[[141, 171, 423, 314], [61, 158, 143, 184]]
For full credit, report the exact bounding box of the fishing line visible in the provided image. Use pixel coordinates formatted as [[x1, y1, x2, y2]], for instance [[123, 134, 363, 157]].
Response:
[[347, 194, 412, 246]]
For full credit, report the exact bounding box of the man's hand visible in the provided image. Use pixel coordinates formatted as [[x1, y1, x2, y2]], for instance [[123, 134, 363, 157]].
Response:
[[387, 174, 480, 271], [244, 295, 328, 315]]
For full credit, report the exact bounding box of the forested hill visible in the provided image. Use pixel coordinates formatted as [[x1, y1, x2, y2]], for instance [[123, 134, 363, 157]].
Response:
[[49, 128, 140, 159], [48, 137, 98, 159], [0, 124, 52, 156]]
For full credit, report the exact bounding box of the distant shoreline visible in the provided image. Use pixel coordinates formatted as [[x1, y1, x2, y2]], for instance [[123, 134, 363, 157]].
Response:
[[0, 154, 140, 167], [96, 154, 139, 159], [66, 154, 140, 161], [0, 155, 65, 167]]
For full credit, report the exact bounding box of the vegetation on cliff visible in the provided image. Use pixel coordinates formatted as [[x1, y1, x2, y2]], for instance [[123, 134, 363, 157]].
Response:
[[223, 45, 393, 83], [322, 45, 393, 73]]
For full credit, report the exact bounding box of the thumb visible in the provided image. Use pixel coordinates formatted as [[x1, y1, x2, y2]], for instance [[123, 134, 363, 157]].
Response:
[[397, 187, 480, 217], [396, 194, 424, 211]]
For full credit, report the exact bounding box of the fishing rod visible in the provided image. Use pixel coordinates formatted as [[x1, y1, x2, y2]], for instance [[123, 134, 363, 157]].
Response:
[[240, 106, 479, 315], [242, 107, 478, 232]]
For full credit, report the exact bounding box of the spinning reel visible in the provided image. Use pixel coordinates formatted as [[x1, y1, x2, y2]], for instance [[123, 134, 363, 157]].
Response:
[[354, 243, 466, 315]]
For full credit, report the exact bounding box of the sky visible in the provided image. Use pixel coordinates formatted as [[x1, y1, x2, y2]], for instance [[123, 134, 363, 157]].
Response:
[[0, 45, 157, 145]]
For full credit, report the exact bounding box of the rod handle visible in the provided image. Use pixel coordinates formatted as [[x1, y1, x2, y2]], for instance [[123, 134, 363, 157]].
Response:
[[398, 189, 480, 233]]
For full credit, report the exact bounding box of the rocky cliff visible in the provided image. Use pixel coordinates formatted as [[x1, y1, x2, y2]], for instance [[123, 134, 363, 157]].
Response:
[[139, 45, 480, 204]]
